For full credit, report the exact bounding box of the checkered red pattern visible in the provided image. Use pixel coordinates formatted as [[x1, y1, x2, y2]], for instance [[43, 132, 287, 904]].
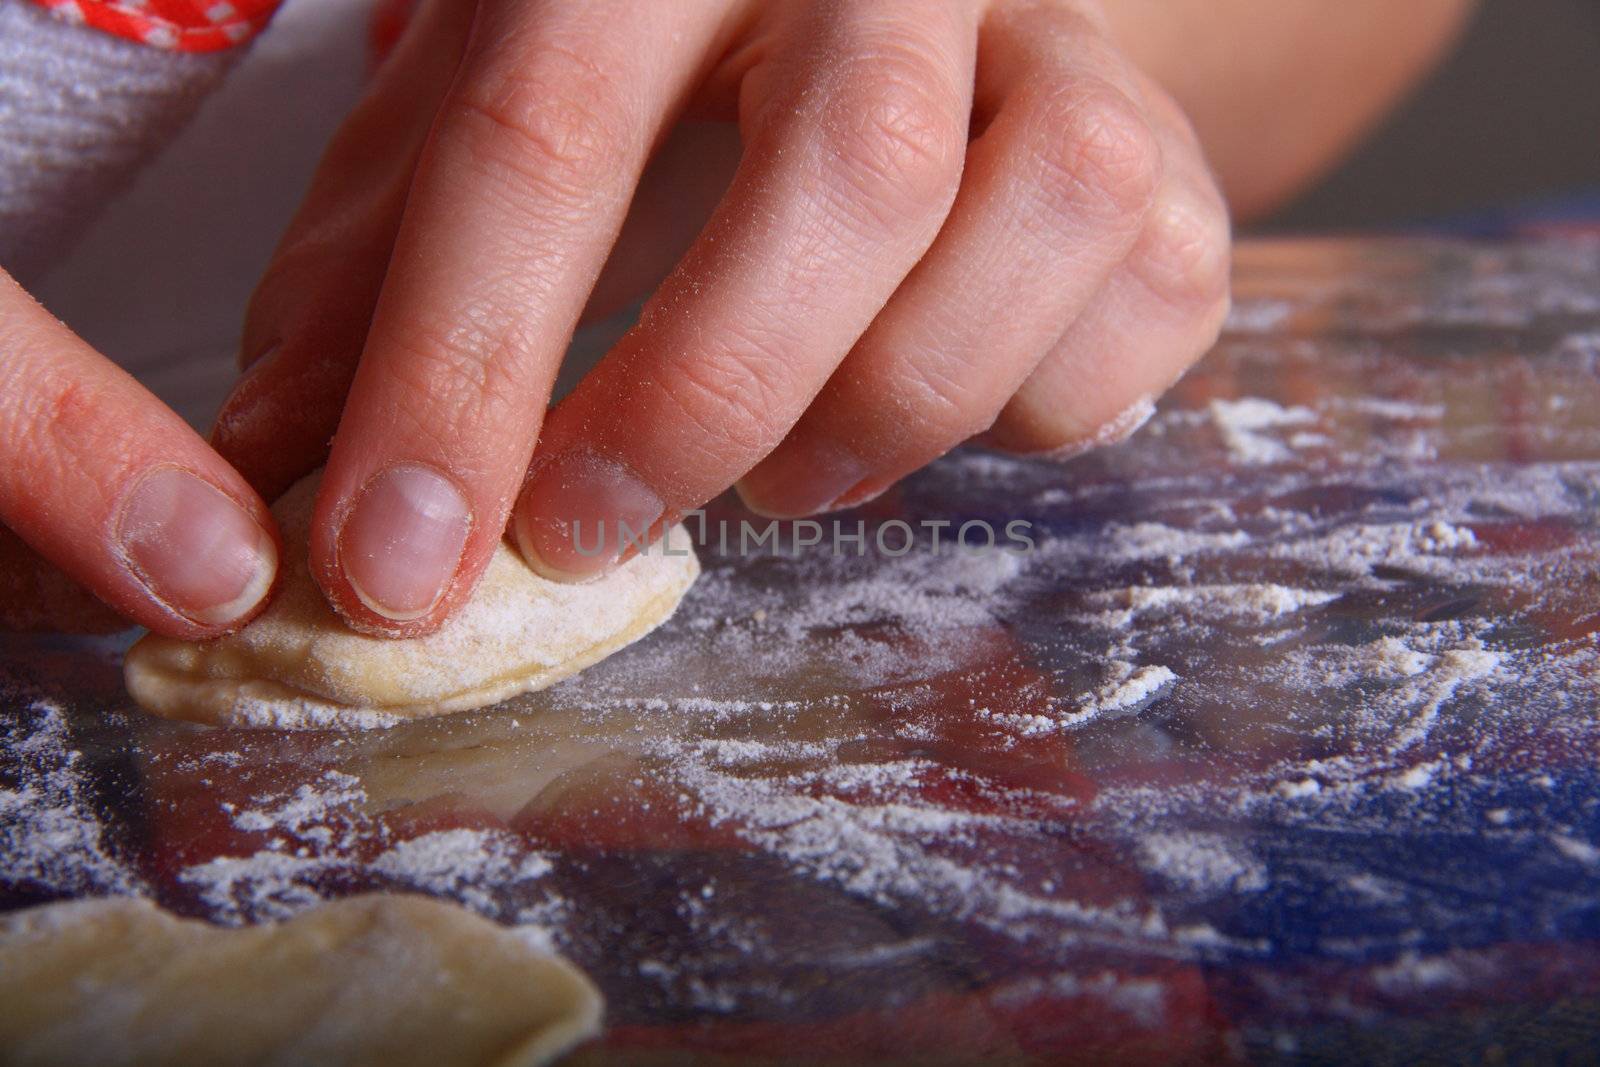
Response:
[[27, 0, 282, 52]]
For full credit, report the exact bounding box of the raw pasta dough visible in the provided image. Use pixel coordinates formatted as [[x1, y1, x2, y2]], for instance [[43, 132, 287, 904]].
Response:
[[0, 894, 601, 1067], [124, 471, 699, 728]]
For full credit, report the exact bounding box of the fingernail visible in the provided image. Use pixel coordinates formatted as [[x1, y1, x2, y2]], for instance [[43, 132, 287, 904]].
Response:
[[339, 464, 471, 621], [828, 478, 887, 511], [514, 450, 662, 582], [1019, 395, 1156, 460], [239, 340, 281, 374], [212, 344, 278, 446], [736, 440, 872, 518], [118, 468, 277, 627]]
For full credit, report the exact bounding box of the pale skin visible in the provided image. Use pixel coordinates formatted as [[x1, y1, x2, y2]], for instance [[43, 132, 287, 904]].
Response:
[[0, 0, 1472, 638]]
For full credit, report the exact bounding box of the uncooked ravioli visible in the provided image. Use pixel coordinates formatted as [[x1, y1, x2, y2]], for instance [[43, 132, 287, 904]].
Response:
[[0, 895, 601, 1067], [124, 470, 699, 728]]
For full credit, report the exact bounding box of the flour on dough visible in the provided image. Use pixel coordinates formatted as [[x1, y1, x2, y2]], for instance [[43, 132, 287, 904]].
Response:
[[0, 894, 601, 1067], [124, 471, 699, 728]]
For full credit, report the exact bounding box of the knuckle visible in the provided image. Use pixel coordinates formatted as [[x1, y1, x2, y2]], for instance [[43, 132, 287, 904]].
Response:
[[1130, 189, 1232, 312], [447, 45, 634, 209], [0, 362, 106, 482], [656, 328, 810, 466], [817, 52, 964, 230], [374, 311, 533, 428], [897, 353, 1000, 445], [1029, 81, 1161, 224], [2, 351, 63, 436]]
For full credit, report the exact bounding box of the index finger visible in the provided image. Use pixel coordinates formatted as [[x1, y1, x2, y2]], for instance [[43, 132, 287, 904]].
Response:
[[0, 272, 278, 638], [308, 0, 731, 636]]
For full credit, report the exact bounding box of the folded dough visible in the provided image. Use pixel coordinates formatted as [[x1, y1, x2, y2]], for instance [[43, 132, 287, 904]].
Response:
[[0, 894, 601, 1067], [124, 471, 699, 728]]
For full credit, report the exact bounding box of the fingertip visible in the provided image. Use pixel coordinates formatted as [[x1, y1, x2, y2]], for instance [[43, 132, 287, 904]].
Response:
[[210, 341, 351, 502], [735, 436, 875, 519], [512, 448, 665, 584], [984, 393, 1157, 460], [511, 508, 606, 586], [730, 481, 796, 520], [115, 467, 281, 635], [313, 462, 473, 638]]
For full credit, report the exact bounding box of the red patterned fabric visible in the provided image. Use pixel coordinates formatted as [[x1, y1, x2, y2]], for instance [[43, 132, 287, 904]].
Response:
[[26, 0, 282, 52]]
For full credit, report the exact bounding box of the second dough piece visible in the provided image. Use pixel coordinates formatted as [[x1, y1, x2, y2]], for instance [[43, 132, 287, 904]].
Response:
[[0, 894, 601, 1067]]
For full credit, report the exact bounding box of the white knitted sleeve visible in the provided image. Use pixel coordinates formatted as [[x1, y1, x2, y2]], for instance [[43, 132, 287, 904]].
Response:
[[0, 0, 234, 281]]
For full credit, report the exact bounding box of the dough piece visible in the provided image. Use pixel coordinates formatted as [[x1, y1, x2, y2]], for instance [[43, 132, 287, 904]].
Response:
[[0, 894, 601, 1067], [124, 471, 699, 728]]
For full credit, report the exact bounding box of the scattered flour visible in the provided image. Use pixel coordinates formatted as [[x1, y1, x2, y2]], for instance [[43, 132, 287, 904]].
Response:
[[0, 702, 142, 897], [1136, 832, 1268, 894], [1551, 834, 1600, 866], [1208, 397, 1318, 465], [1072, 663, 1177, 719], [1336, 397, 1446, 422], [659, 735, 1187, 957], [1371, 951, 1473, 994], [1268, 519, 1478, 580], [982, 661, 1177, 737], [371, 830, 553, 912], [1391, 759, 1445, 791], [1223, 299, 1293, 334], [229, 771, 366, 848], [179, 771, 559, 925], [1388, 648, 1502, 751], [1089, 583, 1339, 627], [1275, 779, 1322, 800], [1094, 523, 1252, 564], [1361, 637, 1435, 680], [775, 545, 1024, 639], [1417, 521, 1479, 552], [181, 851, 331, 922], [991, 971, 1169, 1028], [1272, 637, 1435, 692]]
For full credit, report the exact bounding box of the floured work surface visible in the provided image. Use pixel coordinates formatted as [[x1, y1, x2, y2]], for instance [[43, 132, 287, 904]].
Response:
[[4, 238, 1600, 1064]]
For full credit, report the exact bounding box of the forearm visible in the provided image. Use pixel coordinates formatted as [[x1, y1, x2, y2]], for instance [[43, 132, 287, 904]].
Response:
[[1101, 0, 1476, 221]]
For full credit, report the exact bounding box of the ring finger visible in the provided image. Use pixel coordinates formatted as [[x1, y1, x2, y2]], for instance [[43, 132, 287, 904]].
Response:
[[734, 3, 1163, 516]]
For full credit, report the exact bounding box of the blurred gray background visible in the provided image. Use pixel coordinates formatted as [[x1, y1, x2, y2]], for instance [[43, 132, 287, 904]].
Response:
[[1269, 0, 1600, 230]]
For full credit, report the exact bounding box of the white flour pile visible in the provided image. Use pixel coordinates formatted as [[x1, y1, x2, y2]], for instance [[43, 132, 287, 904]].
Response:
[[1208, 397, 1318, 465], [181, 770, 561, 924], [0, 705, 566, 929], [0, 702, 143, 898], [1086, 584, 1341, 627], [1137, 832, 1268, 895]]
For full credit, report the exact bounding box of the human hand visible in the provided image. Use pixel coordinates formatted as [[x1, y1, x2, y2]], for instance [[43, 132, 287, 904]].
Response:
[[215, 0, 1230, 638], [0, 270, 277, 636]]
